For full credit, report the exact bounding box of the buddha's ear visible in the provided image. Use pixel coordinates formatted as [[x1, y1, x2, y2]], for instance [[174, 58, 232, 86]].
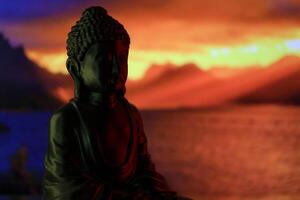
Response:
[[66, 58, 81, 78], [66, 58, 83, 98]]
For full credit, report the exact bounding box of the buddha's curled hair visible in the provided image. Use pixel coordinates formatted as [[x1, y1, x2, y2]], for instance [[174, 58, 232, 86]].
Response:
[[66, 6, 130, 61]]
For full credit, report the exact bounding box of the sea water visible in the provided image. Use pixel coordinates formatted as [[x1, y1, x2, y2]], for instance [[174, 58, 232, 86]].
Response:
[[0, 104, 300, 200]]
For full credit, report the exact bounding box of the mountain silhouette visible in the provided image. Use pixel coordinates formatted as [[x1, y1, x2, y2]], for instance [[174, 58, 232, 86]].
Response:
[[2, 30, 299, 110], [0, 33, 64, 110], [125, 57, 300, 109], [236, 56, 300, 104]]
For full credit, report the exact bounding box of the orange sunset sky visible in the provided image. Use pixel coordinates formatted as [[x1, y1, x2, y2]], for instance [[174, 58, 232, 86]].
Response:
[[1, 0, 300, 80]]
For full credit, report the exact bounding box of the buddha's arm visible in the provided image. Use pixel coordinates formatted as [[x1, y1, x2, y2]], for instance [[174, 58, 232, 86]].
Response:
[[43, 111, 108, 200]]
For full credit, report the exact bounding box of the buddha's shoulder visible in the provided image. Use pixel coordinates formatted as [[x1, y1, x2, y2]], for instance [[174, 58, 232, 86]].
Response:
[[49, 101, 77, 125], [48, 102, 78, 141], [124, 98, 137, 111], [125, 99, 142, 120]]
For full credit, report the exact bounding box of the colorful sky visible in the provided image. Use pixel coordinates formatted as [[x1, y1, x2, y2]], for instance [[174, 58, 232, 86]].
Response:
[[1, 0, 300, 79]]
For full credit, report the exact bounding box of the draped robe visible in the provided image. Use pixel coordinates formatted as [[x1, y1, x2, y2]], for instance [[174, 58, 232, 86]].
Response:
[[42, 97, 178, 200]]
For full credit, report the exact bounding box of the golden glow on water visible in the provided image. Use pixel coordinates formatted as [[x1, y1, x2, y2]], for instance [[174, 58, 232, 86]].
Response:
[[26, 37, 300, 79]]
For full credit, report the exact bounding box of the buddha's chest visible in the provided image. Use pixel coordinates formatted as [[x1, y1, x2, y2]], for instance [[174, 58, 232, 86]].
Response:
[[84, 106, 133, 166]]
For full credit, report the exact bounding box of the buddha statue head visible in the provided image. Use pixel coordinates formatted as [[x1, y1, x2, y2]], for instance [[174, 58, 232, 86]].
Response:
[[66, 6, 130, 105]]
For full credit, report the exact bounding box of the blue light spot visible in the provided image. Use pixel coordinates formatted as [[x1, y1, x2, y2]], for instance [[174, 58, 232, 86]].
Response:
[[285, 39, 300, 51]]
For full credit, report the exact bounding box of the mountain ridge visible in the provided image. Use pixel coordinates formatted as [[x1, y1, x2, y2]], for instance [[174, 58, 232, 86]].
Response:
[[0, 33, 63, 110]]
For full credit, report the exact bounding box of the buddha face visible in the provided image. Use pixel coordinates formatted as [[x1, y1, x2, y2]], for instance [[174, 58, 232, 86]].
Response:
[[79, 40, 129, 94]]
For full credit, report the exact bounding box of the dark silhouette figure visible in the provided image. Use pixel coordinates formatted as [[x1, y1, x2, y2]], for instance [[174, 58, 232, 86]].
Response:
[[1, 146, 38, 195], [0, 122, 8, 132], [43, 6, 192, 200]]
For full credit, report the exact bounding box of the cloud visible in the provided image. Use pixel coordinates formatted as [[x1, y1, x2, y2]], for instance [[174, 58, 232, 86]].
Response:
[[102, 0, 300, 24], [270, 0, 300, 18], [1, 0, 300, 79], [0, 0, 89, 22], [2, 0, 300, 50], [4, 0, 300, 24]]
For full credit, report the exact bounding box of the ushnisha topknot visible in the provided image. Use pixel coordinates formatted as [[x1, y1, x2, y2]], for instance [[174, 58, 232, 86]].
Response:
[[66, 6, 130, 62]]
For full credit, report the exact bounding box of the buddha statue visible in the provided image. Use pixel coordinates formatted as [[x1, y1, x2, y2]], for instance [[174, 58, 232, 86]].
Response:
[[42, 6, 192, 200]]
